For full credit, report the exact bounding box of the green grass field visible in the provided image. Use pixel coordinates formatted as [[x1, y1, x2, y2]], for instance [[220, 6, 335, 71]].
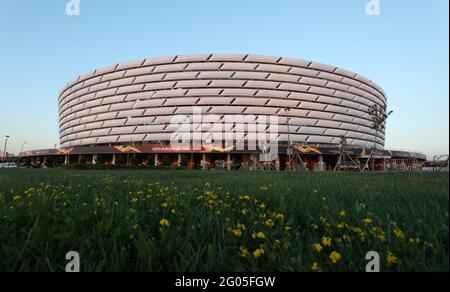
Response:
[[0, 169, 448, 272]]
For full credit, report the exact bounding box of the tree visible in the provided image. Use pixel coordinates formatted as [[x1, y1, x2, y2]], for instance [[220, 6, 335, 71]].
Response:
[[362, 104, 393, 172]]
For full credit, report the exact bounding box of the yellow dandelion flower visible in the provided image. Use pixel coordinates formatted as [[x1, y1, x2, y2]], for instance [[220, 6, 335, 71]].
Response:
[[276, 213, 285, 220], [329, 251, 342, 264], [310, 262, 319, 271], [339, 211, 347, 217], [159, 218, 170, 227], [239, 246, 249, 258], [314, 243, 323, 252], [231, 229, 242, 237], [322, 237, 332, 247], [386, 251, 397, 266], [259, 203, 266, 209], [252, 231, 265, 240], [393, 228, 405, 239], [252, 248, 265, 258], [363, 218, 373, 225], [265, 219, 275, 228], [130, 198, 139, 204]]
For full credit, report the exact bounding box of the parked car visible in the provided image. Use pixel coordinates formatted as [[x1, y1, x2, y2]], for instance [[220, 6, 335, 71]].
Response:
[[0, 162, 18, 168]]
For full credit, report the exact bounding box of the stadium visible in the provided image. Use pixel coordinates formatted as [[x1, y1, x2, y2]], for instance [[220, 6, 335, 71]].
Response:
[[20, 54, 426, 171]]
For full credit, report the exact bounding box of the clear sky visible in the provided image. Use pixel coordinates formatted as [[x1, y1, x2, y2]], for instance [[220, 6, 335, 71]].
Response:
[[0, 0, 448, 158]]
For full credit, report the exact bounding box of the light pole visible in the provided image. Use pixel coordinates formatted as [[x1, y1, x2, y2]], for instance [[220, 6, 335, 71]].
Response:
[[3, 135, 10, 158], [20, 142, 27, 155], [285, 109, 292, 171]]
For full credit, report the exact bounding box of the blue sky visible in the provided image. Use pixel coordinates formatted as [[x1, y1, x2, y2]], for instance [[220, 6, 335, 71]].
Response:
[[0, 0, 448, 157]]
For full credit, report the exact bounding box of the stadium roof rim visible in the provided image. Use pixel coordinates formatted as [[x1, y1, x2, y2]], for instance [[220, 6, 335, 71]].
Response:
[[58, 54, 387, 101]]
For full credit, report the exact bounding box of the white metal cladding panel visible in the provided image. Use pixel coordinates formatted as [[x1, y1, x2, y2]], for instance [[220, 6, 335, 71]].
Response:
[[307, 136, 334, 144], [221, 62, 258, 71], [81, 137, 98, 145], [307, 111, 334, 120], [90, 129, 111, 136], [324, 129, 347, 136], [89, 82, 109, 92], [135, 125, 166, 133], [256, 90, 289, 98], [317, 120, 341, 128], [210, 80, 246, 88], [102, 71, 126, 82], [59, 54, 387, 148], [256, 63, 290, 73], [124, 66, 155, 77], [109, 77, 135, 88], [126, 92, 155, 101], [197, 97, 234, 105], [85, 121, 104, 130], [221, 89, 257, 97], [232, 97, 268, 106], [278, 83, 309, 92], [266, 99, 300, 108], [300, 101, 327, 111], [153, 63, 187, 73], [83, 76, 102, 87], [288, 92, 319, 102], [117, 84, 145, 94], [96, 88, 117, 98], [96, 136, 119, 144], [134, 74, 165, 83], [117, 134, 146, 142], [135, 99, 165, 108], [209, 106, 246, 114], [325, 81, 350, 92], [109, 102, 133, 111], [164, 97, 199, 106], [144, 81, 175, 91], [185, 63, 221, 71], [126, 117, 156, 126], [317, 96, 342, 106], [267, 73, 299, 83], [85, 99, 103, 108], [317, 72, 343, 82], [244, 107, 280, 115], [102, 95, 127, 105], [300, 77, 327, 87], [198, 71, 234, 79], [243, 80, 278, 89], [164, 72, 199, 80], [110, 126, 136, 135], [103, 119, 126, 128], [186, 88, 222, 97], [145, 133, 173, 141], [116, 109, 145, 118], [308, 86, 335, 96], [145, 107, 176, 116]]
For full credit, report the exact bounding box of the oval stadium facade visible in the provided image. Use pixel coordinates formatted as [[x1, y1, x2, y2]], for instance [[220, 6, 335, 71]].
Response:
[[58, 54, 387, 149]]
